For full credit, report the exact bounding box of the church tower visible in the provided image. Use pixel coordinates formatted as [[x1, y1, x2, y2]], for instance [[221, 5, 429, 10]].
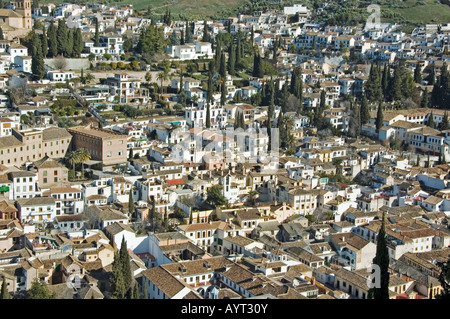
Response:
[[15, 0, 32, 30]]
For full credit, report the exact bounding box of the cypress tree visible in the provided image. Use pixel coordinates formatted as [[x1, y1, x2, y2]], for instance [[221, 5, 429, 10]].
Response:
[[236, 33, 241, 66], [272, 37, 278, 61], [73, 28, 83, 57], [0, 278, 11, 299], [428, 111, 435, 128], [32, 35, 45, 79], [206, 103, 211, 128], [414, 63, 422, 84], [388, 63, 403, 102], [214, 40, 222, 72], [370, 213, 390, 300], [119, 238, 132, 298], [57, 18, 68, 56], [365, 63, 382, 102], [252, 53, 263, 78], [422, 88, 429, 108], [66, 28, 74, 57], [131, 281, 140, 299], [111, 251, 126, 298], [180, 29, 185, 45], [427, 66, 436, 85], [94, 17, 99, 47], [220, 79, 226, 106], [47, 21, 58, 58], [375, 102, 383, 133], [219, 51, 226, 79], [348, 101, 361, 138], [228, 44, 236, 76], [381, 64, 389, 99], [439, 111, 449, 130], [41, 26, 48, 58], [360, 96, 370, 125], [281, 82, 289, 113], [128, 189, 134, 215], [207, 63, 214, 104], [185, 21, 193, 43], [202, 20, 209, 42], [0, 27, 3, 40], [290, 66, 303, 99]]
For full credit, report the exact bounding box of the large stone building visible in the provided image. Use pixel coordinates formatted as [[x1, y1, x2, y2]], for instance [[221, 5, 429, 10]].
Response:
[[67, 124, 128, 168], [0, 0, 32, 40], [0, 127, 72, 166]]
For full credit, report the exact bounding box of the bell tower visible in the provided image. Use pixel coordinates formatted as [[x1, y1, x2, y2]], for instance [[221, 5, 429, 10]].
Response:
[[15, 0, 32, 29]]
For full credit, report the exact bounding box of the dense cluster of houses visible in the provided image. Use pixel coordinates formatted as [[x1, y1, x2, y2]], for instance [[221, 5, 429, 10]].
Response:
[[0, 0, 448, 300]]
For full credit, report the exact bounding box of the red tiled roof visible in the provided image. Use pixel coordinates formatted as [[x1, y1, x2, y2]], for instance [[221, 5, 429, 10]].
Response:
[[167, 179, 184, 185]]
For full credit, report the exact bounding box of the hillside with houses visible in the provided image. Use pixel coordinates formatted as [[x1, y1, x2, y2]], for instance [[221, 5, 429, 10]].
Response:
[[0, 0, 448, 301]]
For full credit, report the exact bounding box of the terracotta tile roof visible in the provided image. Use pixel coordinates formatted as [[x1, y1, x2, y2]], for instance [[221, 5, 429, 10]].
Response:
[[141, 266, 190, 298]]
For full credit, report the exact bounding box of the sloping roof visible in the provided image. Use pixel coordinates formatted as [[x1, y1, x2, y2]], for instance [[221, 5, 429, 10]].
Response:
[[105, 222, 136, 236], [141, 266, 190, 298], [42, 127, 72, 141]]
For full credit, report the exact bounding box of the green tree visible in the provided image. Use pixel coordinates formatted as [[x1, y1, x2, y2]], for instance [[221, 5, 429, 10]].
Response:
[[388, 63, 403, 102], [360, 96, 370, 125], [119, 237, 132, 298], [57, 18, 68, 56], [369, 213, 390, 300], [365, 63, 382, 102], [206, 103, 211, 128], [76, 148, 91, 179], [422, 88, 429, 108], [219, 51, 226, 79], [128, 188, 134, 215], [41, 26, 48, 58], [375, 102, 384, 133], [94, 17, 99, 47], [202, 20, 210, 42], [428, 111, 435, 128], [439, 111, 449, 130], [0, 278, 11, 299], [47, 21, 58, 58], [110, 251, 126, 298], [414, 63, 422, 84], [67, 150, 80, 175], [252, 53, 263, 78], [73, 28, 83, 57], [31, 34, 45, 79], [206, 185, 227, 207], [228, 43, 236, 76], [381, 64, 390, 99], [66, 28, 74, 57], [184, 21, 193, 43], [27, 279, 56, 299], [290, 66, 303, 99]]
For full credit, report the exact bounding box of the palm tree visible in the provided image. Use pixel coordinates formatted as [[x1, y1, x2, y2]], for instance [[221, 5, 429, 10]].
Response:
[[66, 150, 80, 178], [287, 134, 296, 150], [157, 71, 169, 95], [84, 73, 95, 84], [76, 148, 91, 179]]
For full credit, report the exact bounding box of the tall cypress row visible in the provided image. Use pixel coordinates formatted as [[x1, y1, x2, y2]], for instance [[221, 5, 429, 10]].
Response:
[[47, 21, 58, 57]]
